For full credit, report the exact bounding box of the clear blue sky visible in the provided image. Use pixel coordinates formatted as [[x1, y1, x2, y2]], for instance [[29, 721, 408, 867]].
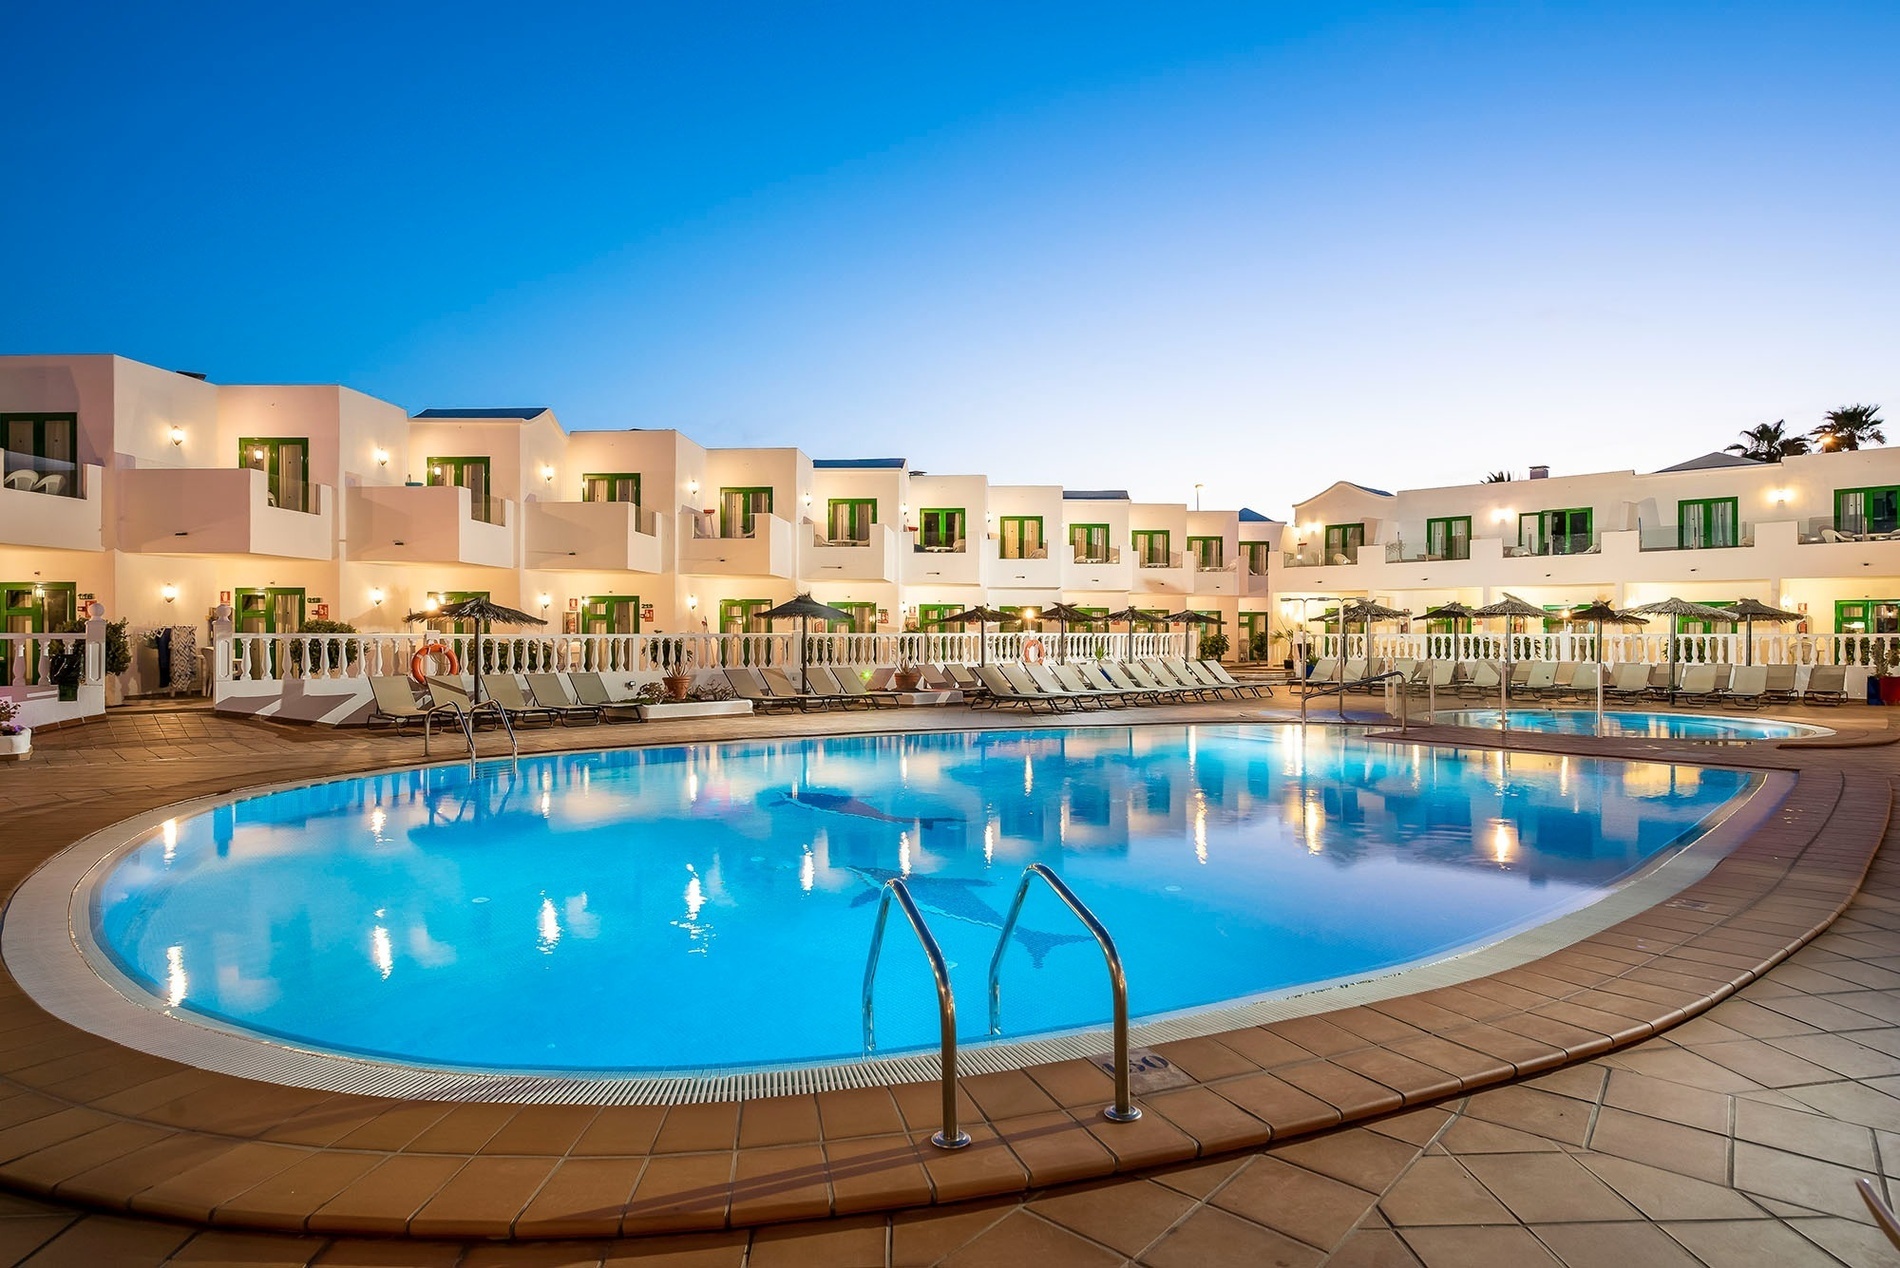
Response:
[[6, 2, 1896, 514]]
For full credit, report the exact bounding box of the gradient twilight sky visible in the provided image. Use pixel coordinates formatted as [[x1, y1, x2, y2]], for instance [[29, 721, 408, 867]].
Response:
[[6, 2, 1896, 515]]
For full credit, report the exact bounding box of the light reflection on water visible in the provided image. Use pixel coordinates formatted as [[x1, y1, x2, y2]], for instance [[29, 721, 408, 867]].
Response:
[[91, 726, 1752, 1074]]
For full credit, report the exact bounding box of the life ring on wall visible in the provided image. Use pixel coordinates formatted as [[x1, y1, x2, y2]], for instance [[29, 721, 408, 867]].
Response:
[[410, 642, 460, 684], [1022, 636, 1046, 665]]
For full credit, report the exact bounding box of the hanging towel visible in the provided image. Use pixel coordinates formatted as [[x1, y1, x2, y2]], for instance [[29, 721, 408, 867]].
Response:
[[154, 629, 173, 688], [171, 626, 198, 693]]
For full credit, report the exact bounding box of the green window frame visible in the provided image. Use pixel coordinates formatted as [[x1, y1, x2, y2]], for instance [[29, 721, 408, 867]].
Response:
[[719, 597, 774, 634], [1069, 522, 1111, 562], [0, 581, 77, 685], [1836, 599, 1900, 635], [427, 456, 496, 524], [239, 437, 312, 514], [1323, 523, 1364, 563], [1242, 542, 1272, 575], [1133, 607, 1169, 632], [1187, 535, 1223, 570], [918, 508, 965, 550], [719, 487, 774, 538], [998, 515, 1045, 559], [917, 603, 963, 630], [1678, 497, 1739, 549], [825, 498, 877, 543], [1425, 516, 1471, 561], [1132, 529, 1171, 567], [2, 413, 80, 498], [1835, 486, 1900, 537], [823, 601, 878, 633], [1519, 507, 1593, 556], [581, 595, 641, 634], [582, 473, 640, 505]]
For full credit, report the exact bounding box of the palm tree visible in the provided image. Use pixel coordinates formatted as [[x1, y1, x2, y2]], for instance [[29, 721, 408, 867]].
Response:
[[1726, 420, 1810, 463], [1813, 404, 1886, 452], [1480, 471, 1511, 484]]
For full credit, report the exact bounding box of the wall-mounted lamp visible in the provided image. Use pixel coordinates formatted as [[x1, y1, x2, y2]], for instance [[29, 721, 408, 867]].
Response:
[[686, 595, 698, 610], [373, 448, 390, 467], [161, 584, 178, 604], [686, 479, 699, 496], [167, 427, 186, 447], [369, 588, 385, 607], [541, 464, 555, 485], [537, 592, 552, 611], [430, 465, 443, 477], [252, 447, 265, 461], [1769, 488, 1792, 504], [802, 493, 813, 507], [1492, 509, 1513, 523]]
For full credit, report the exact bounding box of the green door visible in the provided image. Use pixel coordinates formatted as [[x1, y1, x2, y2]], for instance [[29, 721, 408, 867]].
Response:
[[720, 488, 774, 538], [1323, 524, 1364, 563], [428, 457, 494, 523], [239, 437, 311, 513], [998, 516, 1044, 559], [1069, 523, 1110, 561], [1, 581, 76, 685], [234, 586, 306, 678], [581, 595, 641, 635], [826, 499, 876, 543], [720, 598, 774, 634]]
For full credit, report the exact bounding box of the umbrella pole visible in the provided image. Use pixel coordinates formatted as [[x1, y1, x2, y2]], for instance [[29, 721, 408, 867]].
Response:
[[798, 615, 807, 694], [1745, 616, 1754, 666], [1595, 616, 1605, 733], [1669, 614, 1680, 705]]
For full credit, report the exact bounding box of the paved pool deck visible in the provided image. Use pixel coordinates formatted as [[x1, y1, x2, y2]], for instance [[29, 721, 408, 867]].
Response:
[[0, 699, 1892, 1265]]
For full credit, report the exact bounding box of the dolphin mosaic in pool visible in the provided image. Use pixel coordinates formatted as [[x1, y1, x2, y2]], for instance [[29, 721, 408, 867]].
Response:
[[86, 726, 1755, 1075]]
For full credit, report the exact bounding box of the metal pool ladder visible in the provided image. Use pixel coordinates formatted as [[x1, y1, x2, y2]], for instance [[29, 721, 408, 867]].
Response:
[[989, 864, 1142, 1123], [862, 878, 970, 1150]]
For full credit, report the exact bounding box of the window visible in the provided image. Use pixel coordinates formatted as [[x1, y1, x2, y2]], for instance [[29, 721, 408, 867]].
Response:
[[1676, 600, 1737, 636], [998, 515, 1045, 559], [1837, 600, 1900, 635], [824, 601, 878, 633], [1132, 529, 1171, 567], [239, 437, 311, 513], [719, 487, 774, 538], [1836, 486, 1900, 537], [583, 473, 640, 505], [917, 603, 963, 630], [1518, 508, 1593, 555], [1069, 522, 1111, 562], [1187, 536, 1223, 570], [719, 598, 774, 634], [2, 413, 80, 498], [428, 456, 497, 524], [1425, 516, 1471, 561], [234, 586, 307, 678], [1323, 523, 1364, 564], [1133, 608, 1169, 632], [581, 595, 640, 634], [1242, 542, 1272, 576], [826, 498, 876, 543], [918, 508, 965, 551], [1678, 497, 1739, 549], [1238, 612, 1270, 659]]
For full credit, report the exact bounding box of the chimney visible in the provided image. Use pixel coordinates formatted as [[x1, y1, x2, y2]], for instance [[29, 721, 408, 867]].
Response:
[[1528, 465, 1549, 480]]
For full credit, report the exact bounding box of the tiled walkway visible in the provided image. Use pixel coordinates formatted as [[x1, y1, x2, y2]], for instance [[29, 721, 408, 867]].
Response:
[[0, 706, 1895, 1264]]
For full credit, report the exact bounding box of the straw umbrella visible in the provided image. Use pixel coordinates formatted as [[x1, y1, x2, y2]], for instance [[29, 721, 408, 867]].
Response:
[[1039, 602, 1096, 663], [758, 594, 856, 693], [1565, 600, 1648, 726], [928, 605, 1009, 665], [1471, 594, 1550, 717], [405, 596, 547, 708], [1724, 597, 1803, 665], [1623, 597, 1740, 703], [1164, 610, 1220, 661], [1102, 605, 1148, 661], [1418, 601, 1477, 660]]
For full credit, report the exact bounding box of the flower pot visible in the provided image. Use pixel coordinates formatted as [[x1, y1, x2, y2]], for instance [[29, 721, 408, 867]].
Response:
[[0, 729, 30, 762], [1878, 676, 1900, 706], [894, 668, 924, 691], [56, 683, 78, 702], [662, 673, 693, 702]]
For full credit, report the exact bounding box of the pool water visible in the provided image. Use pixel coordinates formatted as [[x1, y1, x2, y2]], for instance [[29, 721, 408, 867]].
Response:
[[1439, 710, 1828, 741], [89, 726, 1754, 1075]]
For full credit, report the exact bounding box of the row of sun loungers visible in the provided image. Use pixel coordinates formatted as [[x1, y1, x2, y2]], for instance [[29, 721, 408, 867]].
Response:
[[1299, 658, 1850, 708], [368, 671, 642, 731]]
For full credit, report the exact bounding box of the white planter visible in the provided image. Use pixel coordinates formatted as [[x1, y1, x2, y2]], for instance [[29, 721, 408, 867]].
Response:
[[636, 700, 754, 722], [0, 729, 32, 762]]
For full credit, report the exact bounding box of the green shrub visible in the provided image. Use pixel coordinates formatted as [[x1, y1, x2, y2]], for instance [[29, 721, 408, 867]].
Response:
[[1197, 631, 1231, 661]]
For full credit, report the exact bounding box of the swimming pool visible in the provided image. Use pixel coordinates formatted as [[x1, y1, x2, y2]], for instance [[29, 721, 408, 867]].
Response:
[[1438, 709, 1829, 741], [85, 726, 1755, 1076]]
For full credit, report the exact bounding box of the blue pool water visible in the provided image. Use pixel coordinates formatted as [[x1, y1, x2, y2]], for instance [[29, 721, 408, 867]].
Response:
[[89, 727, 1754, 1075], [1440, 710, 1827, 741]]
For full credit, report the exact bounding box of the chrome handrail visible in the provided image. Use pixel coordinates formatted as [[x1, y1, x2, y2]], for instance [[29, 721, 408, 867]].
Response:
[[1300, 670, 1406, 724], [988, 864, 1141, 1123], [422, 700, 475, 758], [862, 879, 970, 1150]]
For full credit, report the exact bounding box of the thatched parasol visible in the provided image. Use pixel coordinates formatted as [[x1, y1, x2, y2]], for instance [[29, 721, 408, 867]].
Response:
[[1040, 602, 1097, 662], [1724, 597, 1803, 665], [759, 594, 856, 691], [1624, 597, 1739, 701], [1471, 594, 1549, 715], [405, 596, 547, 707], [928, 605, 1010, 665], [1565, 600, 1648, 724]]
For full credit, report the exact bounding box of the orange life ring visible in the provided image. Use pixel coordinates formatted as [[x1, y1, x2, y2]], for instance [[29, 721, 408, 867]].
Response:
[[1022, 636, 1046, 665], [410, 642, 460, 684]]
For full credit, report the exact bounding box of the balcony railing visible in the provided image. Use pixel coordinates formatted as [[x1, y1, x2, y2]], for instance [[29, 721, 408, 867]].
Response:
[[997, 544, 1049, 560], [1802, 516, 1900, 544], [1637, 523, 1755, 551], [1, 451, 84, 499], [1137, 551, 1184, 569], [1386, 542, 1471, 563], [1503, 534, 1598, 558], [1072, 546, 1120, 564], [914, 539, 967, 554]]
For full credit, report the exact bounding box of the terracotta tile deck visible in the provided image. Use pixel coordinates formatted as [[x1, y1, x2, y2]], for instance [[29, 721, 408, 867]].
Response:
[[0, 701, 1894, 1263]]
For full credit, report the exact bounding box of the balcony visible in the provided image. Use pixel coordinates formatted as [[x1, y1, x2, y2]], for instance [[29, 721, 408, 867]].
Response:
[[1193, 561, 1241, 596], [1801, 516, 1900, 545], [119, 466, 334, 560], [991, 538, 1061, 589], [679, 511, 797, 578], [802, 522, 900, 583], [1637, 523, 1756, 552], [526, 500, 664, 572], [1130, 551, 1191, 596], [1502, 534, 1599, 558], [0, 457, 102, 551], [1064, 546, 1132, 592], [350, 483, 513, 567]]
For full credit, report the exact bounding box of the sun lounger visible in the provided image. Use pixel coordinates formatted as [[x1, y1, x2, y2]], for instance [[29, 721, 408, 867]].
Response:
[[562, 672, 645, 720], [1604, 663, 1652, 702], [1407, 661, 1456, 695], [1122, 661, 1195, 702], [1719, 664, 1768, 709], [976, 663, 1063, 711], [1077, 662, 1151, 704], [1763, 663, 1799, 702], [762, 665, 850, 710], [1458, 661, 1501, 698], [807, 665, 878, 708], [1299, 658, 1339, 691], [1560, 662, 1601, 700], [1097, 662, 1166, 702], [368, 675, 439, 732], [1674, 663, 1719, 703], [1145, 659, 1218, 700], [524, 672, 607, 724], [830, 667, 902, 707], [1200, 660, 1272, 698], [1804, 664, 1849, 704], [483, 675, 562, 727], [721, 667, 799, 713], [1005, 663, 1085, 710]]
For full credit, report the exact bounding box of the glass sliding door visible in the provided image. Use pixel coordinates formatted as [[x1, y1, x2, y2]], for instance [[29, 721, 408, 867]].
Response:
[[2, 413, 80, 497], [998, 516, 1044, 559], [1426, 516, 1470, 560], [719, 488, 773, 538], [918, 508, 965, 550], [1323, 524, 1364, 564], [826, 498, 876, 543], [1678, 498, 1739, 549], [427, 457, 495, 524], [582, 473, 640, 504], [239, 437, 311, 513], [0, 582, 76, 684], [582, 595, 641, 634]]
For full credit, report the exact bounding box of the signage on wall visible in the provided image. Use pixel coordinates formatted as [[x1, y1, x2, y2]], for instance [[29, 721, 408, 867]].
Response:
[[641, 603, 656, 623], [878, 607, 890, 626], [219, 590, 232, 604], [568, 597, 579, 611], [311, 604, 329, 620]]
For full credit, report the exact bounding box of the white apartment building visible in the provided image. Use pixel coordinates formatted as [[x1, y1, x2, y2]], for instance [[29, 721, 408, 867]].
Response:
[[1275, 451, 1900, 656], [0, 355, 1278, 706]]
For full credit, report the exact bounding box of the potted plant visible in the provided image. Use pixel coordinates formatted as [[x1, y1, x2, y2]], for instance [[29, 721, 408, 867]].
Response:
[[1197, 631, 1231, 663], [893, 658, 924, 691], [103, 618, 132, 706], [47, 621, 88, 702], [1873, 643, 1900, 706], [0, 700, 28, 761], [660, 641, 694, 702]]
